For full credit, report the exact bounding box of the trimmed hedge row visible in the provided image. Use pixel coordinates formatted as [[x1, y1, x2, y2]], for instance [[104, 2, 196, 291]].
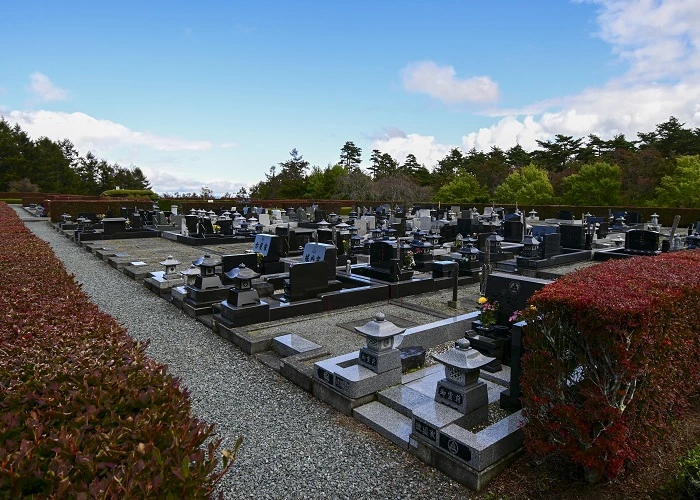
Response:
[[520, 250, 700, 480], [0, 203, 238, 497], [102, 189, 158, 200]]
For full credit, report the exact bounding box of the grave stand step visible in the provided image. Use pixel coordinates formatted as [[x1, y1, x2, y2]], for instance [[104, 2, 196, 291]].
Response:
[[353, 401, 412, 450], [272, 333, 322, 357]]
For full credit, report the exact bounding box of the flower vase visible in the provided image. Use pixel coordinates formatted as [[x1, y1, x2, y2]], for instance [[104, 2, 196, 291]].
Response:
[[490, 325, 510, 339]]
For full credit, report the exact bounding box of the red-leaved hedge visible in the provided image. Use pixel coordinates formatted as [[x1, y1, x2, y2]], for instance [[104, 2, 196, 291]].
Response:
[[520, 250, 700, 480], [0, 203, 239, 497]]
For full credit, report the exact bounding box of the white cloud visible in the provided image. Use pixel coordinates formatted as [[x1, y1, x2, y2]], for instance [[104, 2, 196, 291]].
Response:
[[401, 61, 499, 104], [593, 0, 700, 81], [146, 169, 248, 196], [404, 1, 700, 156], [3, 109, 245, 195], [28, 72, 67, 102], [7, 110, 215, 152], [369, 133, 454, 168]]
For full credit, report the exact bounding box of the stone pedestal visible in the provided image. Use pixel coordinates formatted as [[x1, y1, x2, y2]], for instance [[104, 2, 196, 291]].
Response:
[[435, 379, 489, 428]]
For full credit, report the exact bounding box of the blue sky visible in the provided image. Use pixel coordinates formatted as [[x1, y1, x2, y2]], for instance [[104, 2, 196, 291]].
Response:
[[2, 1, 699, 195]]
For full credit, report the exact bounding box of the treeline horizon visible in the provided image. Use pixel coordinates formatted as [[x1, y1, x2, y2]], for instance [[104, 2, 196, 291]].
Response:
[[0, 117, 151, 196], [2, 116, 700, 208]]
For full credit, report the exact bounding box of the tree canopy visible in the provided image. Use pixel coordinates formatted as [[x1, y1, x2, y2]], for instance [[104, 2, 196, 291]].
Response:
[[0, 117, 151, 195], [562, 161, 622, 206], [494, 164, 554, 205], [654, 155, 700, 208]]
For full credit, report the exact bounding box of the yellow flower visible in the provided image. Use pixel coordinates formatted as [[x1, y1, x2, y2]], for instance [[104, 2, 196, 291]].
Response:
[[478, 296, 488, 305]]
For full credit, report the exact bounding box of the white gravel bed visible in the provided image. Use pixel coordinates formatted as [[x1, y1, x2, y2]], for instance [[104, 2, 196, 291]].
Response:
[[23, 215, 470, 500]]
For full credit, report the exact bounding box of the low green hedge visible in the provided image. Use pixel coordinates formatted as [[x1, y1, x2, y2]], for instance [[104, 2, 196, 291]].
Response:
[[101, 189, 158, 200], [0, 202, 239, 497]]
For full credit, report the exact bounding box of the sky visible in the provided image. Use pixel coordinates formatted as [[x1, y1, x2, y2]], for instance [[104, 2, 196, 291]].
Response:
[[1, 0, 699, 196]]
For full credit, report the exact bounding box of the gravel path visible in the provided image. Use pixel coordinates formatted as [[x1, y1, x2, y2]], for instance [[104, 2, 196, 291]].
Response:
[[22, 213, 471, 500]]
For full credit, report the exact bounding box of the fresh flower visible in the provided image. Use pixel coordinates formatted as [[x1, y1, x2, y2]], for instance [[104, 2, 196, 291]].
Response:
[[477, 296, 498, 327], [402, 250, 415, 269], [509, 304, 537, 323]]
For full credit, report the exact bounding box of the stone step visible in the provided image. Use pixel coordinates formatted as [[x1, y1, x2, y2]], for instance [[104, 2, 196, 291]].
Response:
[[377, 385, 434, 418], [272, 333, 321, 357], [353, 401, 412, 450]]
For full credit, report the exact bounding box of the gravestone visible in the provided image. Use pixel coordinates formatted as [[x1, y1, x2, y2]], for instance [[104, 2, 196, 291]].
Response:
[[484, 272, 552, 326], [557, 210, 574, 221], [302, 242, 337, 280], [625, 229, 660, 255], [128, 213, 143, 229], [185, 214, 198, 235], [559, 224, 588, 250], [258, 213, 270, 226], [502, 219, 523, 243], [456, 217, 473, 237], [253, 233, 282, 261], [283, 261, 329, 301], [539, 232, 561, 259], [102, 218, 127, 236]]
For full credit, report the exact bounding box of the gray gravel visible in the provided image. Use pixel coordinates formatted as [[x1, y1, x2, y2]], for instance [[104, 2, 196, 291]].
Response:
[[21, 213, 472, 500]]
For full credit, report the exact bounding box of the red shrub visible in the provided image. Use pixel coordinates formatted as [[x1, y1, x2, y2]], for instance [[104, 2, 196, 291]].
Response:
[[520, 251, 700, 479], [0, 203, 239, 497]]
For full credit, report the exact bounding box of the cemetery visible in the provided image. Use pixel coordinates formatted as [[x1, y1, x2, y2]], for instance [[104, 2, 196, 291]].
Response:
[[6, 199, 700, 497]]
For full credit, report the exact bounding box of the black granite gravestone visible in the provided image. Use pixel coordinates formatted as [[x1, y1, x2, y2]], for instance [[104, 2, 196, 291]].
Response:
[[540, 232, 561, 259], [484, 272, 552, 326], [102, 218, 127, 236], [283, 261, 329, 301], [559, 224, 588, 249], [304, 243, 338, 279], [625, 228, 660, 255], [503, 219, 523, 242], [557, 210, 574, 220]]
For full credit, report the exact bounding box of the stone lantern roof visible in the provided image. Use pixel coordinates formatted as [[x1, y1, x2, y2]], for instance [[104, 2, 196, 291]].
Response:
[[192, 254, 221, 268], [224, 263, 259, 281], [355, 312, 405, 341], [433, 338, 494, 371], [159, 255, 181, 267]]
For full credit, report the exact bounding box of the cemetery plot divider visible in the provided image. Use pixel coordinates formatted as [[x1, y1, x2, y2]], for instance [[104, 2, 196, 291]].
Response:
[[0, 202, 235, 496], [520, 249, 700, 480]]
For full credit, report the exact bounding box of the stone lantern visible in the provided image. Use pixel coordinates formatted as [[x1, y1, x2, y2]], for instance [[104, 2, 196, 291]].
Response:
[[192, 254, 222, 289], [528, 209, 539, 221], [224, 264, 260, 307], [382, 226, 397, 240], [180, 265, 200, 286], [335, 222, 351, 254], [349, 224, 363, 253], [486, 232, 503, 255], [354, 312, 405, 374], [520, 232, 541, 260], [159, 255, 181, 279], [410, 232, 433, 270], [458, 242, 481, 270], [432, 338, 494, 424], [425, 231, 442, 247]]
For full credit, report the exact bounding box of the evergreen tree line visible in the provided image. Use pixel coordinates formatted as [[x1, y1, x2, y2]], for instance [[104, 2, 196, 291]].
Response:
[[0, 117, 151, 195], [251, 116, 700, 208], [3, 115, 699, 208]]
